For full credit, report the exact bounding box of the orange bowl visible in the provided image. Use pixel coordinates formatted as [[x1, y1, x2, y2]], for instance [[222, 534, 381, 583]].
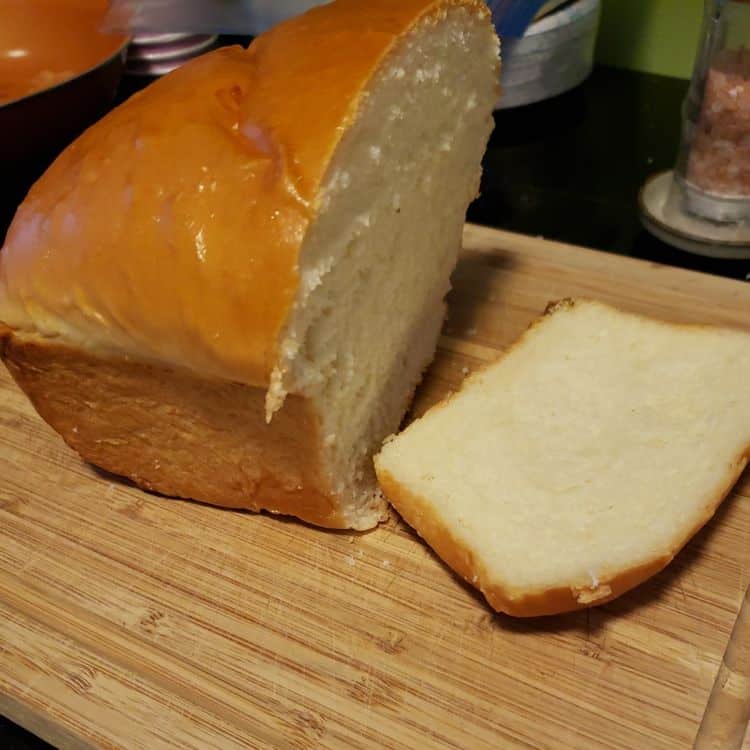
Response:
[[0, 0, 129, 163]]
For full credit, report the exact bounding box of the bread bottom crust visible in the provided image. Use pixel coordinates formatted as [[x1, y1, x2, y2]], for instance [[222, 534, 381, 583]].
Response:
[[0, 329, 357, 529], [376, 461, 748, 617]]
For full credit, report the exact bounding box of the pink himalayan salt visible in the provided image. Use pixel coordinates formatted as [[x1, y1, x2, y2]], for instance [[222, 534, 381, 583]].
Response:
[[687, 48, 750, 196]]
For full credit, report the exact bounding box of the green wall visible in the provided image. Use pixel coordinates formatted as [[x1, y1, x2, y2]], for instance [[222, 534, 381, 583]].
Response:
[[595, 0, 704, 79]]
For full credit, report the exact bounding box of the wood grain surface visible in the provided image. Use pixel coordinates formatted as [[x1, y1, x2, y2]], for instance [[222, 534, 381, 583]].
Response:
[[1, 224, 749, 750]]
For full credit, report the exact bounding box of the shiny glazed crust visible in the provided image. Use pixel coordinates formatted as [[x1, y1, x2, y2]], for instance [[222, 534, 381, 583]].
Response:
[[0, 0, 490, 388], [0, 328, 353, 528]]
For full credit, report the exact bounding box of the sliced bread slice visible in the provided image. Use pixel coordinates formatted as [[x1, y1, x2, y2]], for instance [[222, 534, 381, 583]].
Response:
[[375, 299, 750, 616]]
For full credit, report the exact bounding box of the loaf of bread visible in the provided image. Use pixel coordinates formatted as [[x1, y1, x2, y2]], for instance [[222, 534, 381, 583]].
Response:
[[0, 0, 500, 529], [375, 299, 750, 615]]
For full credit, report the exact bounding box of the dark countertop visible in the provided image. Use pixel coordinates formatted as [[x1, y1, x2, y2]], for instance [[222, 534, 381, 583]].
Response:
[[1, 60, 748, 749], [469, 66, 748, 281]]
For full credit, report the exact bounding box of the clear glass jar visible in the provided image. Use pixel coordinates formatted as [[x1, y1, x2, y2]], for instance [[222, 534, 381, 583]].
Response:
[[671, 0, 750, 226]]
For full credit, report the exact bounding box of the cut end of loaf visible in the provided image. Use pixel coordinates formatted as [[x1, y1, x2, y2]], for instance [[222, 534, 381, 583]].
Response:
[[376, 299, 750, 614], [267, 5, 499, 528]]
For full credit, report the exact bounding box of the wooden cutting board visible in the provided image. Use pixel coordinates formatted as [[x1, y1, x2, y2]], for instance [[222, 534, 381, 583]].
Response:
[[1, 224, 749, 750]]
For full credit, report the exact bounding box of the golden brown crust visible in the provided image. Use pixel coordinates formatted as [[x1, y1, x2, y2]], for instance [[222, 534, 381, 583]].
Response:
[[543, 296, 750, 334], [0, 0, 489, 388], [0, 328, 357, 529], [376, 460, 749, 616]]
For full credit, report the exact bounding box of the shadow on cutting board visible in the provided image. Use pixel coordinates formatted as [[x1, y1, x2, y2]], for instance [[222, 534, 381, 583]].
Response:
[[445, 247, 519, 340]]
